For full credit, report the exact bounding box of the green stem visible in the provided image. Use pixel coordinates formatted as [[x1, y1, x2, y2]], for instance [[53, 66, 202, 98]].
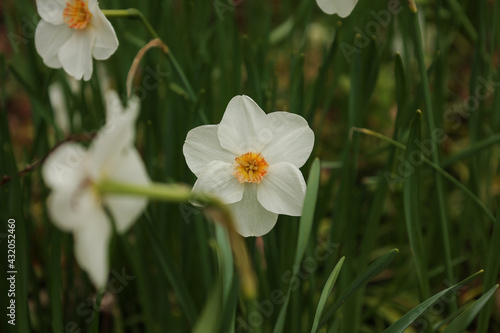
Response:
[[102, 9, 197, 103], [408, 1, 455, 308], [96, 180, 258, 299]]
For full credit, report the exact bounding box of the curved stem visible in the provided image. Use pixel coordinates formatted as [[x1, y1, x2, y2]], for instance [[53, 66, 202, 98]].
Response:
[[96, 180, 257, 299], [102, 9, 197, 103]]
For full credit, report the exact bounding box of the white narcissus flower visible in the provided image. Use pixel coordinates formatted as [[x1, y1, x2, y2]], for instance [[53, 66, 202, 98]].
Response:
[[35, 0, 118, 81], [316, 0, 358, 17], [183, 95, 314, 237], [42, 91, 149, 288]]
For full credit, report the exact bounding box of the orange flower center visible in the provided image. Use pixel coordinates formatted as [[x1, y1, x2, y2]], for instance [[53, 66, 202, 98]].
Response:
[[233, 152, 269, 184], [63, 0, 92, 30]]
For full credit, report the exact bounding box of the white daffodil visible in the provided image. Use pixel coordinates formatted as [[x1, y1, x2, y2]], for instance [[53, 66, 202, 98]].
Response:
[[42, 91, 149, 288], [35, 0, 118, 81], [183, 95, 314, 237], [316, 0, 358, 17]]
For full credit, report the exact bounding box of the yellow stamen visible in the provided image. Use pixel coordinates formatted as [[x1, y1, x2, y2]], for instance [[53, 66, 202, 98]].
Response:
[[233, 152, 269, 184], [63, 0, 92, 30]]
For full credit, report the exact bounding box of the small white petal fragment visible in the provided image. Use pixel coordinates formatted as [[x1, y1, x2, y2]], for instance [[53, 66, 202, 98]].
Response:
[[192, 161, 245, 205], [183, 125, 236, 177], [257, 162, 307, 216], [316, 0, 358, 17], [229, 184, 279, 237], [104, 148, 151, 233]]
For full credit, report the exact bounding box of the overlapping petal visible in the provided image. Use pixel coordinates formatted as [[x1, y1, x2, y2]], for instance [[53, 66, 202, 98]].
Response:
[[90, 92, 139, 178], [229, 184, 278, 237], [90, 9, 119, 60], [192, 161, 245, 205], [58, 28, 96, 80], [257, 162, 306, 216], [35, 21, 72, 68], [42, 142, 87, 190], [260, 112, 314, 167], [36, 0, 66, 25], [316, 0, 358, 17], [218, 95, 269, 155], [183, 125, 235, 176]]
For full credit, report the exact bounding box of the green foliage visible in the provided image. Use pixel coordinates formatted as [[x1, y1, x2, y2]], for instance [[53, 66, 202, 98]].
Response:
[[1, 0, 499, 332]]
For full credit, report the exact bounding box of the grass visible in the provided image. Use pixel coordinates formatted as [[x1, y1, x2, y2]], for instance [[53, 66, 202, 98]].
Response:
[[1, 0, 499, 332]]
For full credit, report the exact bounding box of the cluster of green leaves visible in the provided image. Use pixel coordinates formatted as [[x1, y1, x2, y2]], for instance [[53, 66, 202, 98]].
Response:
[[1, 0, 500, 332]]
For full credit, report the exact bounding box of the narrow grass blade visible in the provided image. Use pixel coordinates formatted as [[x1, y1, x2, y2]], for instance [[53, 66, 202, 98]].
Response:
[[352, 128, 496, 224], [49, 228, 63, 333], [383, 270, 484, 333], [403, 110, 430, 300], [394, 53, 409, 137], [273, 158, 321, 333], [408, 1, 454, 299], [319, 248, 400, 328], [311, 257, 345, 333], [442, 284, 499, 333], [476, 205, 500, 333], [144, 215, 197, 324]]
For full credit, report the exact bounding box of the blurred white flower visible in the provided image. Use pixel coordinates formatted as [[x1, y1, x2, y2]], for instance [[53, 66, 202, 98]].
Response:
[[316, 0, 358, 17], [35, 0, 118, 81], [42, 91, 149, 288], [48, 82, 71, 134], [183, 95, 314, 237]]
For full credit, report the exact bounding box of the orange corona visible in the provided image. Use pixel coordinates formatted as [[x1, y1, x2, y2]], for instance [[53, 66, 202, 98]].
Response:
[[63, 0, 92, 29], [233, 152, 269, 183]]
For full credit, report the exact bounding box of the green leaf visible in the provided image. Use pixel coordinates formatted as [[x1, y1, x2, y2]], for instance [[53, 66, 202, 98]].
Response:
[[383, 270, 484, 333], [311, 257, 345, 333], [193, 281, 223, 333], [273, 158, 321, 333], [442, 284, 499, 333], [319, 248, 400, 328]]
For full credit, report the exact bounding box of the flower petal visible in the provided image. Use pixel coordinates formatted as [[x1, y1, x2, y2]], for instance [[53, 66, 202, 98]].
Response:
[[260, 112, 314, 168], [42, 142, 87, 190], [316, 0, 358, 17], [218, 95, 269, 155], [229, 184, 278, 237], [89, 9, 119, 60], [183, 125, 236, 177], [89, 91, 139, 178], [192, 161, 244, 204], [73, 208, 112, 289], [257, 162, 306, 216], [36, 0, 66, 25], [49, 83, 70, 134], [103, 148, 150, 233], [58, 28, 96, 80], [35, 20, 72, 68]]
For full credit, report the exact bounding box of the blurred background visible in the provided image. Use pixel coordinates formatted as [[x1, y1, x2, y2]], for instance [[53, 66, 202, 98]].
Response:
[[1, 0, 499, 332]]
